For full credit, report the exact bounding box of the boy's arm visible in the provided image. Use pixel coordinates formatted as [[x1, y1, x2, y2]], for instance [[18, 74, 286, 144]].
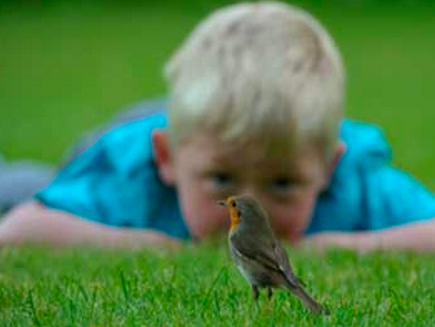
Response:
[[305, 158, 435, 252], [303, 218, 435, 252], [0, 201, 181, 250]]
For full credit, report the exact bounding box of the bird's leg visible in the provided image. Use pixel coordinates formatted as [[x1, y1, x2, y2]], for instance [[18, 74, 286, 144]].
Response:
[[267, 287, 273, 300], [251, 285, 260, 301]]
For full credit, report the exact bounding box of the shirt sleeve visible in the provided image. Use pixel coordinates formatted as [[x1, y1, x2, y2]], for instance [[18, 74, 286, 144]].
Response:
[[362, 165, 435, 230], [307, 120, 435, 235], [35, 114, 190, 239], [35, 120, 153, 227]]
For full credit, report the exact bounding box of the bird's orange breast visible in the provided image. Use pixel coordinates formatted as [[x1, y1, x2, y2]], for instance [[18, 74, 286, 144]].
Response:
[[229, 206, 241, 232]]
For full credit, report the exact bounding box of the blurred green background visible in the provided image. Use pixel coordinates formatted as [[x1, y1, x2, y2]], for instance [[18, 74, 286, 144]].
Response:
[[1, 0, 434, 189]]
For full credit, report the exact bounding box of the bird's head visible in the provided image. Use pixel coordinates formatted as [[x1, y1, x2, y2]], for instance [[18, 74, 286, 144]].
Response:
[[218, 195, 270, 232]]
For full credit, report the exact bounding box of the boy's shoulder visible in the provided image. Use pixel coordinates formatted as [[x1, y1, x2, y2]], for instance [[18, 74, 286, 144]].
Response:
[[308, 119, 435, 234], [61, 98, 169, 167], [339, 119, 392, 169], [91, 107, 168, 175]]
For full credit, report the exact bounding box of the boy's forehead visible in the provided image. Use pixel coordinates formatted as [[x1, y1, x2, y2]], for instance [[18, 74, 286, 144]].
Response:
[[184, 133, 322, 172], [187, 134, 282, 159]]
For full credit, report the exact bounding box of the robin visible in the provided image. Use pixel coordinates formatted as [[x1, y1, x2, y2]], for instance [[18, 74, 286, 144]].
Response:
[[219, 195, 329, 314]]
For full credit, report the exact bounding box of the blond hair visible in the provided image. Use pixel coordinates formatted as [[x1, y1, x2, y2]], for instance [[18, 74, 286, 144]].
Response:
[[165, 1, 344, 160]]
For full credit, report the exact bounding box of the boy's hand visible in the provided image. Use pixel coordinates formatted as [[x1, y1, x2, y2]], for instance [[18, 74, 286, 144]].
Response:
[[301, 219, 435, 252], [300, 231, 378, 253], [0, 201, 183, 251]]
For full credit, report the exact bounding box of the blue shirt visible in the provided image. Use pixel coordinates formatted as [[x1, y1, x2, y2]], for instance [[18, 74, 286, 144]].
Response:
[[36, 110, 435, 239]]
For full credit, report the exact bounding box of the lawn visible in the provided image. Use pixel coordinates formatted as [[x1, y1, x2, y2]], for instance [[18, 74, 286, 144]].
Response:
[[1, 0, 435, 325], [1, 245, 435, 326]]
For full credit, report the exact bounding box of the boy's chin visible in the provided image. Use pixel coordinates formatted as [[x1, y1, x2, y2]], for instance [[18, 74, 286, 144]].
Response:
[[190, 226, 228, 242], [182, 217, 223, 238], [279, 231, 304, 246]]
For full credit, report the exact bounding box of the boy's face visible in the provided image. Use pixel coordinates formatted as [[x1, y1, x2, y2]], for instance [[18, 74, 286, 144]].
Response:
[[153, 131, 336, 244]]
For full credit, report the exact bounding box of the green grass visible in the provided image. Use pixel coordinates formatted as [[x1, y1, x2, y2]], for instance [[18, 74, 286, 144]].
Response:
[[1, 1, 435, 325], [1, 244, 435, 326]]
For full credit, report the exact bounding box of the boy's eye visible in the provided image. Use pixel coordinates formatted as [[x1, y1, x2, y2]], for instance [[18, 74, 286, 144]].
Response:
[[209, 172, 234, 188], [270, 177, 293, 192]]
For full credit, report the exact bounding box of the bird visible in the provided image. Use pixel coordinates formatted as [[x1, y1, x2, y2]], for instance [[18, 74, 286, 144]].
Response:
[[219, 195, 329, 314]]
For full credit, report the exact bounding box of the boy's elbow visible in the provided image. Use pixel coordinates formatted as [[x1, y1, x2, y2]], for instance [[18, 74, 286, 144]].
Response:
[[0, 201, 78, 246], [0, 201, 47, 245]]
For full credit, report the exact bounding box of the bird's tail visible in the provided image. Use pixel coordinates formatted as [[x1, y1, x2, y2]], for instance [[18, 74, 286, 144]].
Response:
[[291, 285, 330, 315]]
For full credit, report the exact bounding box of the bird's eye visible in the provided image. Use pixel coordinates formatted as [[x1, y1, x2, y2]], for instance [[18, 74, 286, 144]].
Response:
[[231, 201, 237, 207]]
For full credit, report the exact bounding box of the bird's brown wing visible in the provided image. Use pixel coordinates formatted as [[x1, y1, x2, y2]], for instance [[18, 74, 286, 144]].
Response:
[[270, 240, 302, 287], [231, 234, 300, 287]]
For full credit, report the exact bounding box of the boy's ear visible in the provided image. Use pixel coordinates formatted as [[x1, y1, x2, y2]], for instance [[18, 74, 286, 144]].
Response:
[[151, 129, 176, 185], [322, 141, 346, 191]]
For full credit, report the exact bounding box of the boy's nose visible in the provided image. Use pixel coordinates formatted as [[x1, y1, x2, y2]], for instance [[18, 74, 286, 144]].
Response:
[[239, 185, 258, 200]]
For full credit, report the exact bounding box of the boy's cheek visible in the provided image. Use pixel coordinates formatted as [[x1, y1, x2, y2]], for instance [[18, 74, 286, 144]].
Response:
[[180, 195, 229, 239]]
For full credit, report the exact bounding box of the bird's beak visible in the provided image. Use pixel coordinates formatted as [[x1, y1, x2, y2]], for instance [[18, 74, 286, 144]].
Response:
[[217, 200, 227, 207]]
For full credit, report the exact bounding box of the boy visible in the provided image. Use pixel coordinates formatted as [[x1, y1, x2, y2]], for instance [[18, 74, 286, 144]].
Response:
[[1, 2, 435, 251]]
